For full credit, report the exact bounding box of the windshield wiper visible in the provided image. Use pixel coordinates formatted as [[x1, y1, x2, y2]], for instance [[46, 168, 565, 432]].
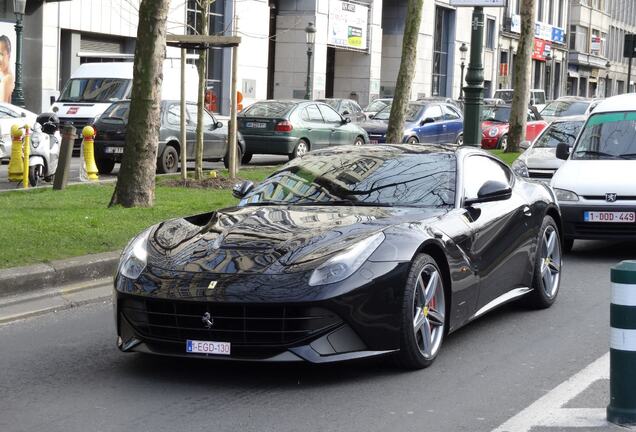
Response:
[[573, 150, 626, 160], [618, 153, 636, 159]]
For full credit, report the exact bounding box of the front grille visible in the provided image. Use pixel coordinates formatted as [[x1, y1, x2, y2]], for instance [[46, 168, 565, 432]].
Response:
[[121, 296, 342, 347], [582, 195, 636, 201], [528, 170, 554, 179], [573, 222, 636, 237]]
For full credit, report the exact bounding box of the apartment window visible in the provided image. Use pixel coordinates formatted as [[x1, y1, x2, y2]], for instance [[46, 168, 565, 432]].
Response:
[[537, 0, 544, 21], [431, 7, 454, 97], [591, 29, 601, 56], [548, 0, 554, 24], [569, 25, 576, 50], [486, 18, 496, 49], [558, 0, 564, 27]]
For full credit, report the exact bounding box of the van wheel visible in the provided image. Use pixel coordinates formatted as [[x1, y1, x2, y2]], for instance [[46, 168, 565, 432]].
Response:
[[95, 158, 115, 175], [158, 145, 179, 174]]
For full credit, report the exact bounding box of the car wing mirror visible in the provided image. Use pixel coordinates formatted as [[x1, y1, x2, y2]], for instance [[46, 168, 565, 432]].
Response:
[[556, 142, 571, 160], [20, 112, 26, 118], [420, 118, 434, 126], [342, 117, 351, 124], [464, 180, 512, 206], [214, 121, 223, 129], [232, 180, 254, 199], [520, 140, 531, 150], [368, 114, 375, 119], [342, 110, 350, 116]]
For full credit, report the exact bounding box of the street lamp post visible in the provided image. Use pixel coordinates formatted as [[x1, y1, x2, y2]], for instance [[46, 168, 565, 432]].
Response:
[[606, 60, 612, 98], [463, 7, 485, 147], [304, 22, 316, 100], [545, 52, 552, 101], [11, 0, 26, 108], [459, 43, 468, 100]]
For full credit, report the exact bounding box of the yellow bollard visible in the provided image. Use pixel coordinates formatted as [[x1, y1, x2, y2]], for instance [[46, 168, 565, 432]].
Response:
[[8, 124, 24, 182], [22, 125, 30, 189], [82, 126, 99, 181]]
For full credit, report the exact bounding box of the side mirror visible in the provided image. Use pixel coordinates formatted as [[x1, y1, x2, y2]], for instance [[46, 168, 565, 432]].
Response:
[[342, 110, 350, 116], [465, 180, 512, 206], [421, 117, 434, 126], [368, 114, 375, 119], [232, 180, 254, 199], [342, 117, 351, 124], [556, 142, 570, 160], [20, 112, 26, 118], [520, 140, 531, 150], [214, 121, 223, 129]]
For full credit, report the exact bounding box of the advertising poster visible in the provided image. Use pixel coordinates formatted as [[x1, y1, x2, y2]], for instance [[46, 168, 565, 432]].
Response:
[[327, 0, 369, 51], [0, 22, 15, 103]]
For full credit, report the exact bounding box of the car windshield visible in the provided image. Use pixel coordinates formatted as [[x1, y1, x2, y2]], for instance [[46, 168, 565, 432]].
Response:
[[100, 101, 130, 122], [240, 148, 456, 208], [405, 104, 424, 122], [242, 101, 295, 118], [533, 120, 584, 148], [318, 99, 339, 109], [365, 99, 389, 112], [573, 112, 636, 160], [481, 106, 511, 122], [494, 90, 514, 102], [58, 78, 130, 103], [373, 105, 392, 120], [541, 101, 590, 117]]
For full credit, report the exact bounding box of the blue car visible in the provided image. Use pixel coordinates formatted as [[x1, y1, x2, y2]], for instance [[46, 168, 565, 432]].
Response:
[[359, 101, 464, 145]]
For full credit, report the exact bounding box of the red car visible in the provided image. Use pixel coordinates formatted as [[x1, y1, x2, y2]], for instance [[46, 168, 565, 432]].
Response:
[[481, 105, 547, 149]]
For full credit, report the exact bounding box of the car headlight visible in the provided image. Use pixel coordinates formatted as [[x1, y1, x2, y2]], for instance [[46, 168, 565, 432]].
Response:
[[512, 159, 529, 177], [308, 232, 385, 286], [118, 228, 152, 280], [488, 127, 499, 137], [554, 188, 579, 202]]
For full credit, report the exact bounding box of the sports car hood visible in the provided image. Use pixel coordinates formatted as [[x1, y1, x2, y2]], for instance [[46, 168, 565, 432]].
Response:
[[145, 205, 446, 274], [551, 160, 636, 195]]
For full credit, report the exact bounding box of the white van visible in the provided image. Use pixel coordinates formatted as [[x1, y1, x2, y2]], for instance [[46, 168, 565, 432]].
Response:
[[50, 61, 198, 135], [551, 93, 636, 252], [493, 88, 547, 111]]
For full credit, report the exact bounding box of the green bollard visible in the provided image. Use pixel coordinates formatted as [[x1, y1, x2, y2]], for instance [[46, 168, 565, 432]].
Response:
[[607, 260, 636, 426]]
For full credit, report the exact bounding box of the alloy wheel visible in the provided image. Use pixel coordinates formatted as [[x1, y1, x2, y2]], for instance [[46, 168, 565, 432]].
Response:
[[296, 141, 308, 157], [539, 226, 561, 298], [412, 264, 445, 359]]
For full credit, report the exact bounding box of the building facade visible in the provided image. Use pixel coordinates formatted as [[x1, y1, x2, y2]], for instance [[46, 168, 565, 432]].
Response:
[[606, 0, 636, 95]]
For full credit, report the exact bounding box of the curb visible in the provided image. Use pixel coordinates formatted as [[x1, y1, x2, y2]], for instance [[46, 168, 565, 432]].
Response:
[[0, 250, 120, 298]]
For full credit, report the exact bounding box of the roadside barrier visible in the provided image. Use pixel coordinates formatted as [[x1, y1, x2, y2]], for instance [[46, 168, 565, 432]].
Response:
[[82, 126, 98, 181], [607, 260, 636, 426], [22, 125, 30, 188], [8, 124, 24, 182]]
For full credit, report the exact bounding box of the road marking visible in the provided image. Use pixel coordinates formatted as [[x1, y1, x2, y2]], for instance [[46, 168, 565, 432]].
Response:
[[492, 352, 610, 432]]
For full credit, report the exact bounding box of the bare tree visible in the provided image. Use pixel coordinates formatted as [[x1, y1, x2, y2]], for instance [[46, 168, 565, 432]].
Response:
[[507, 0, 536, 153], [110, 0, 171, 207], [194, 0, 212, 180], [386, 0, 424, 144]]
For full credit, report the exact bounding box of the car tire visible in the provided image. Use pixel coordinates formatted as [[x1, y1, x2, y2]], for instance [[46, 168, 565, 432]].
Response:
[[28, 165, 42, 187], [224, 145, 243, 170], [289, 139, 309, 160], [95, 158, 115, 175], [455, 134, 463, 145], [525, 215, 562, 309], [158, 145, 179, 174], [498, 134, 508, 150], [241, 153, 253, 164], [406, 136, 419, 144], [353, 136, 365, 146], [563, 237, 574, 254], [395, 253, 447, 369]]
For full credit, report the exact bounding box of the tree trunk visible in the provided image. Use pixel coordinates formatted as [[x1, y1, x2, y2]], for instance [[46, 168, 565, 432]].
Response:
[[507, 0, 536, 153], [109, 0, 170, 207], [386, 0, 424, 144], [195, 0, 210, 180]]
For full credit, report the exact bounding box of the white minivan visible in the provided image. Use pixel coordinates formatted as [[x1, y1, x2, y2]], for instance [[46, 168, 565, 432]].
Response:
[[551, 93, 636, 252]]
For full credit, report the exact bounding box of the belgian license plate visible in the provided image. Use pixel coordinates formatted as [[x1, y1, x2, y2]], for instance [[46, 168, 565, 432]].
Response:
[[246, 122, 266, 129], [186, 340, 231, 355], [370, 140, 379, 144], [583, 211, 635, 223], [105, 147, 124, 154]]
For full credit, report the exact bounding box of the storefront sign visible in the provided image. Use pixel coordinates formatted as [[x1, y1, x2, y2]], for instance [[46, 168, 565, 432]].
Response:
[[532, 38, 552, 61], [0, 22, 16, 104], [511, 15, 565, 45], [450, 0, 505, 5], [591, 36, 602, 53], [327, 0, 369, 51]]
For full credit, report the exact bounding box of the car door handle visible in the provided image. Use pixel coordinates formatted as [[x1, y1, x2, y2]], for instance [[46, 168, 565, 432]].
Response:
[[523, 206, 532, 217]]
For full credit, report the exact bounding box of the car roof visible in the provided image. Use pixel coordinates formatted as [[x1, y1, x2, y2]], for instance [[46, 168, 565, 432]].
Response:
[[550, 115, 587, 123], [309, 143, 495, 159], [592, 94, 636, 113], [550, 96, 590, 102]]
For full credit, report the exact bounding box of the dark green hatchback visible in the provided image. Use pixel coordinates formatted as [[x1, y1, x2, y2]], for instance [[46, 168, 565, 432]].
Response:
[[238, 100, 369, 163]]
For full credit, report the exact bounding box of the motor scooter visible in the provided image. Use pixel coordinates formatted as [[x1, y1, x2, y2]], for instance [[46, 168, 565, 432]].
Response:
[[28, 113, 61, 187]]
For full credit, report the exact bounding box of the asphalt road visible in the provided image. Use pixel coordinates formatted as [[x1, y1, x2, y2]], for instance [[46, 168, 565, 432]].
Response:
[[0, 240, 632, 432], [0, 154, 287, 190]]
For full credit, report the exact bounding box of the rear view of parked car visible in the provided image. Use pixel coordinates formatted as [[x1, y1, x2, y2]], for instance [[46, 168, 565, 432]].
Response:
[[238, 100, 369, 161], [540, 97, 592, 122], [93, 100, 244, 174]]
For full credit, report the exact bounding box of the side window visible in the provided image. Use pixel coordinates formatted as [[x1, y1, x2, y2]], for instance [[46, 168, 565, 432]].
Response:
[[351, 101, 362, 113], [300, 108, 310, 122], [442, 104, 461, 120], [463, 156, 511, 200], [186, 104, 214, 127], [318, 104, 343, 123], [341, 101, 353, 114], [423, 105, 443, 122], [306, 104, 324, 122], [166, 104, 181, 125]]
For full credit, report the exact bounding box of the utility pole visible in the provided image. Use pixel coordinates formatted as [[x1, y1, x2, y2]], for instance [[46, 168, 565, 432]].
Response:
[[462, 7, 485, 147]]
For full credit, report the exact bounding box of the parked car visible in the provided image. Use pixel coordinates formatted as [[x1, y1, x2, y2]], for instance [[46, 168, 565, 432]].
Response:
[[363, 98, 392, 118], [480, 104, 547, 149], [359, 101, 464, 144], [0, 103, 38, 161], [316, 98, 366, 123], [494, 88, 547, 111], [114, 144, 562, 368], [512, 116, 585, 181], [552, 93, 636, 252], [540, 96, 592, 122], [238, 100, 369, 162], [93, 100, 244, 174]]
